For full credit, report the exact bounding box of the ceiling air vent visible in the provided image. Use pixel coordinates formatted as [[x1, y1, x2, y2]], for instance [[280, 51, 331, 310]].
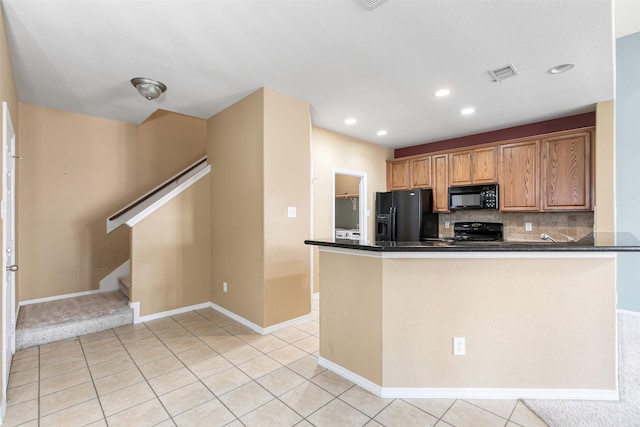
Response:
[[360, 0, 389, 11], [488, 64, 519, 82]]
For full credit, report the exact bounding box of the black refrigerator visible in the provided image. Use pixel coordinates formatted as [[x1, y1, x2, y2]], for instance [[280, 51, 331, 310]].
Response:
[[375, 189, 439, 242]]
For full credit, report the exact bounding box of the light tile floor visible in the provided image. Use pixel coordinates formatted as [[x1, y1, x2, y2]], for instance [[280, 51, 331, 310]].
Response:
[[4, 300, 548, 426]]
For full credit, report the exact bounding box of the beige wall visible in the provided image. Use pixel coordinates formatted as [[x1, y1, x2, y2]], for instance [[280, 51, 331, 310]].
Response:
[[319, 251, 382, 383], [595, 100, 615, 232], [130, 174, 211, 316], [208, 90, 266, 326], [208, 88, 311, 328], [311, 127, 393, 293], [263, 88, 311, 326], [0, 1, 18, 409], [319, 250, 616, 391], [17, 105, 206, 301], [335, 174, 359, 195], [136, 110, 207, 193]]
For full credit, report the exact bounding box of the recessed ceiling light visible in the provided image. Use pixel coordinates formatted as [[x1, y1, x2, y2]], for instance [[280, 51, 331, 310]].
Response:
[[376, 130, 388, 136], [548, 63, 575, 74], [345, 118, 357, 125], [434, 88, 451, 97], [460, 107, 475, 115]]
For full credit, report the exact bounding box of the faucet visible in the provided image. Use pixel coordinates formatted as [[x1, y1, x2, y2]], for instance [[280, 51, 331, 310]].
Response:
[[540, 233, 575, 243], [540, 233, 557, 242]]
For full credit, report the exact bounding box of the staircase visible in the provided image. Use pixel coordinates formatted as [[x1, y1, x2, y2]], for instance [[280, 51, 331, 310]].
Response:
[[15, 291, 133, 350], [118, 275, 131, 299]]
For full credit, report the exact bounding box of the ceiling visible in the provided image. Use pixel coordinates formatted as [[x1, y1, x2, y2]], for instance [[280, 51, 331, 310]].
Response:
[[1, 0, 625, 149]]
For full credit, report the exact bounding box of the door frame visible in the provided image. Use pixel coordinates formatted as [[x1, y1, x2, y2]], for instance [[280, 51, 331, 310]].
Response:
[[2, 101, 17, 405], [332, 168, 368, 243]]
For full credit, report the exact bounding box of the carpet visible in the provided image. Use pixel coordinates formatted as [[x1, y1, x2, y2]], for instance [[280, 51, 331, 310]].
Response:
[[524, 313, 640, 427], [16, 291, 133, 349]]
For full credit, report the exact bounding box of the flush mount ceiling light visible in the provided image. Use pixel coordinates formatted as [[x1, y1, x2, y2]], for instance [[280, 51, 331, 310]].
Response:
[[460, 107, 476, 116], [131, 77, 167, 100], [344, 118, 357, 125], [548, 63, 575, 74], [434, 88, 451, 97], [376, 130, 388, 136]]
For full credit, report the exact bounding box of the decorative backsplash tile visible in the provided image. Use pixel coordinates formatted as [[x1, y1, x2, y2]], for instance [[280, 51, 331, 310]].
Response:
[[438, 211, 594, 242]]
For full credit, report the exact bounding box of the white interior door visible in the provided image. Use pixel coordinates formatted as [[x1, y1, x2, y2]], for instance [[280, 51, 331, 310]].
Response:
[[2, 101, 17, 394]]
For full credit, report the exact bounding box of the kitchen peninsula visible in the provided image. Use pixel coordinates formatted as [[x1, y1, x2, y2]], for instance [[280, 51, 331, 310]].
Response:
[[305, 233, 640, 400]]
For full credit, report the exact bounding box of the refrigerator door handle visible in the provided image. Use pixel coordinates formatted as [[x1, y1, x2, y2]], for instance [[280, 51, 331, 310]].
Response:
[[390, 206, 397, 241]]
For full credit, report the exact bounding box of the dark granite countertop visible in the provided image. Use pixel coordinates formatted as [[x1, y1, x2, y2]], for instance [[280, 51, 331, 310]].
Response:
[[304, 232, 640, 252]]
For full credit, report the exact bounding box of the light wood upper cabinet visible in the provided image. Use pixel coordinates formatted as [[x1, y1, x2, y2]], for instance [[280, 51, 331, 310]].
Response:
[[448, 147, 497, 186], [473, 146, 498, 184], [449, 151, 473, 185], [499, 140, 541, 211], [386, 128, 593, 212], [410, 156, 432, 188], [432, 154, 449, 212], [387, 159, 410, 191], [541, 131, 592, 210]]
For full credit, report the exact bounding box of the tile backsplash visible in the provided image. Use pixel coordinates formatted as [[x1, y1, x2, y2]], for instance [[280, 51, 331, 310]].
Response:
[[438, 211, 594, 242]]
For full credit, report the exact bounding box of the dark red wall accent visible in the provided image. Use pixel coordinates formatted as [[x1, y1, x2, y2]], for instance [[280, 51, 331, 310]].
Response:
[[394, 112, 596, 158]]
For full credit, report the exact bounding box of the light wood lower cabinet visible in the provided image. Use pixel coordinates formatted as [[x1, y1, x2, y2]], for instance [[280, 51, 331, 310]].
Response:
[[541, 131, 592, 210], [499, 139, 541, 211]]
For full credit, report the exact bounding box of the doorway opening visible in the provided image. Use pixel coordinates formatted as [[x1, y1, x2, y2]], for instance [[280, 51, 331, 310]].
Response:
[[332, 169, 367, 244]]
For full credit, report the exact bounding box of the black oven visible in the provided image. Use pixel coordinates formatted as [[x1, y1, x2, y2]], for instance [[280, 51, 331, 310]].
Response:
[[448, 184, 498, 210]]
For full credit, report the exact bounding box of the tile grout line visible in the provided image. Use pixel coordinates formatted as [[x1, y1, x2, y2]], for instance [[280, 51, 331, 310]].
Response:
[[113, 322, 180, 424], [178, 309, 332, 425], [147, 312, 249, 422], [78, 335, 109, 425]]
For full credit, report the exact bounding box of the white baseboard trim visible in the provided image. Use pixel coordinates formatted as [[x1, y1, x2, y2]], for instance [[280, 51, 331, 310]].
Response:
[[317, 357, 619, 401], [262, 313, 312, 335], [318, 357, 382, 396], [130, 301, 141, 324], [129, 300, 313, 333], [99, 260, 130, 292], [132, 302, 211, 324], [617, 309, 640, 318], [208, 302, 265, 334], [209, 302, 312, 335], [312, 292, 320, 301]]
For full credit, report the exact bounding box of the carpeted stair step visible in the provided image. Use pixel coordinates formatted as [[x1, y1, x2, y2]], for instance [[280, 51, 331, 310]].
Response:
[[15, 291, 133, 350], [118, 275, 131, 299]]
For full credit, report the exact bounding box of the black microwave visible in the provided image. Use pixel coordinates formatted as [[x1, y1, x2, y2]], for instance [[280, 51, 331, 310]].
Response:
[[448, 184, 498, 210]]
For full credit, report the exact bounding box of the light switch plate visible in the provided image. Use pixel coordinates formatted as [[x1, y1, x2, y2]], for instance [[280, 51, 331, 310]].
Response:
[[453, 337, 465, 355], [525, 222, 533, 231], [287, 207, 297, 218]]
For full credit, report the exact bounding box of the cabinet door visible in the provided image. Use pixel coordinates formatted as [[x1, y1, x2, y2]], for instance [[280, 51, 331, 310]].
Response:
[[448, 151, 473, 186], [541, 131, 591, 210], [432, 154, 450, 212], [472, 146, 498, 184], [411, 156, 432, 188], [499, 140, 540, 211], [387, 160, 410, 191]]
